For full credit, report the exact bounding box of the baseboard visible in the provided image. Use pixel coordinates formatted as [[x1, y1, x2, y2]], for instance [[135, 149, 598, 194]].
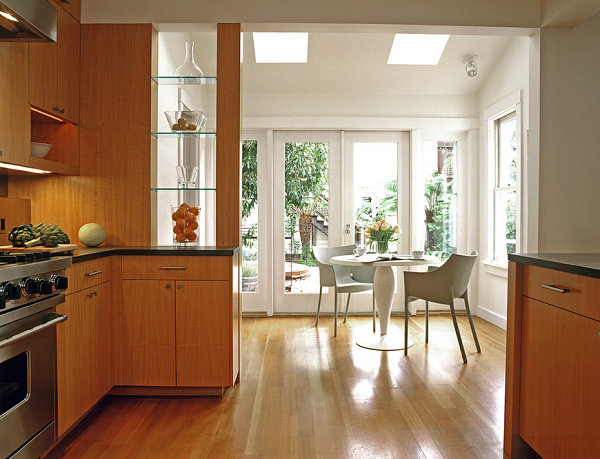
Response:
[[477, 305, 507, 330], [110, 386, 225, 397]]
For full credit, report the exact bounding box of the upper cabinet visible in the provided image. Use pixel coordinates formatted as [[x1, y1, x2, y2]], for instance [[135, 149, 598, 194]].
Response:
[[29, 5, 80, 124], [53, 0, 81, 22], [0, 43, 30, 166]]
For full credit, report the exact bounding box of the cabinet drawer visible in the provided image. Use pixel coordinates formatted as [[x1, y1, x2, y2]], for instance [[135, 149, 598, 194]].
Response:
[[121, 256, 229, 280], [67, 257, 112, 293], [523, 265, 600, 321]]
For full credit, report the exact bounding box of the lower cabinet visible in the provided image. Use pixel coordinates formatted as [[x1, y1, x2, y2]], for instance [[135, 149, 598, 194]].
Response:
[[121, 279, 230, 387], [519, 297, 600, 458], [56, 282, 112, 436]]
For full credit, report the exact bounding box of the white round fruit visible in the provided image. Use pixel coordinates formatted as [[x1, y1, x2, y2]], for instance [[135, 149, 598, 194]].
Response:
[[78, 223, 106, 247]]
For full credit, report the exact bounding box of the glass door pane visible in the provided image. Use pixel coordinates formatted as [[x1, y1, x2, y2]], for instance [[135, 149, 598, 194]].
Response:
[[242, 140, 259, 293], [273, 131, 340, 313]]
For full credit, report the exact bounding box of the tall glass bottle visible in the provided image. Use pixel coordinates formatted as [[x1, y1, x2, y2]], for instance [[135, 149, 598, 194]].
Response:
[[175, 40, 203, 76]]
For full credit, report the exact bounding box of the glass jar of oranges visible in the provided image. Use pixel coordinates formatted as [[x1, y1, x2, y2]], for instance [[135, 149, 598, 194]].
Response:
[[171, 203, 200, 245]]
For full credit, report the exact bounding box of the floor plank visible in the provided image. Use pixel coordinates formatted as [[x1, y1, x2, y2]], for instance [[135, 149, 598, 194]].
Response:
[[46, 315, 506, 459]]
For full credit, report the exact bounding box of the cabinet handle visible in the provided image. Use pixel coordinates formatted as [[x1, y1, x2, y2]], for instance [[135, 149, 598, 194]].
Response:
[[541, 284, 569, 294], [85, 270, 103, 277], [53, 106, 60, 112], [60, 0, 71, 4], [165, 284, 171, 289], [59, 108, 65, 114], [160, 266, 188, 270], [86, 291, 98, 297], [177, 284, 183, 289]]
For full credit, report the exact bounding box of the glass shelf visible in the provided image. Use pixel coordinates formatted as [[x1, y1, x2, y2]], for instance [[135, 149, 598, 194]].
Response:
[[152, 76, 217, 85], [152, 131, 216, 138], [151, 187, 216, 191]]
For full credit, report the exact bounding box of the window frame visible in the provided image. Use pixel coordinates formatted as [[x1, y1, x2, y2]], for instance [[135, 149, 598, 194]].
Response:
[[485, 91, 523, 269]]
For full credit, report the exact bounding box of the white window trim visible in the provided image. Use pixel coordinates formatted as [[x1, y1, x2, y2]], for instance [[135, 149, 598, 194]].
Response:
[[484, 91, 523, 270]]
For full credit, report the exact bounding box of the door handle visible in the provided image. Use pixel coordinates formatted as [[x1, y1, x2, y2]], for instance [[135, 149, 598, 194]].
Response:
[[541, 284, 569, 294], [85, 270, 103, 277], [160, 266, 188, 270], [0, 313, 67, 350]]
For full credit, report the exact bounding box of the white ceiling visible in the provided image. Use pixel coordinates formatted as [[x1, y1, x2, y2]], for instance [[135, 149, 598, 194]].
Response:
[[242, 32, 513, 97]]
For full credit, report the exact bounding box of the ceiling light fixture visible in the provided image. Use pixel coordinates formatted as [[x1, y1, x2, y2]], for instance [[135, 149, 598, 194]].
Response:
[[387, 34, 449, 65], [465, 56, 478, 77], [253, 32, 308, 63], [0, 162, 52, 174]]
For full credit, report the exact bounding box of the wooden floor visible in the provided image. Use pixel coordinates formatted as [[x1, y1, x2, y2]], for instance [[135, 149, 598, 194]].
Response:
[[47, 315, 507, 459]]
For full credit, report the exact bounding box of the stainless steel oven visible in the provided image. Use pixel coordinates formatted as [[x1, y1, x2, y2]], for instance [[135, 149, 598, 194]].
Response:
[[0, 253, 70, 459]]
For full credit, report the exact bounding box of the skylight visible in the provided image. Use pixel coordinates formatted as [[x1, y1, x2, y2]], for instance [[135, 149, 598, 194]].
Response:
[[253, 32, 308, 63], [387, 34, 450, 65]]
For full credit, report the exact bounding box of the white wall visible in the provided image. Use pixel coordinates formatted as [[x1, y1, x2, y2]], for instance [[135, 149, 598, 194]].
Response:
[[476, 37, 530, 328], [537, 12, 600, 252]]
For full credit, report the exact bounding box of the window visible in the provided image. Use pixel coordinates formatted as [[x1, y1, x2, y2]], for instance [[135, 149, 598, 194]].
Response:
[[242, 140, 259, 292], [491, 111, 519, 263]]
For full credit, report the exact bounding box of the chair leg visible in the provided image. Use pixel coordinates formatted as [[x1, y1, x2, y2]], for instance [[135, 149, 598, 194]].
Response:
[[425, 300, 429, 344], [343, 293, 351, 323], [404, 294, 409, 356], [315, 286, 323, 327], [449, 299, 467, 364], [463, 293, 481, 353], [334, 287, 338, 337], [372, 292, 376, 332]]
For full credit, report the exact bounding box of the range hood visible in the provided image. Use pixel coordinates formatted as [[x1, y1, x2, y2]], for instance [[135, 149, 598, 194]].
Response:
[[0, 0, 56, 42]]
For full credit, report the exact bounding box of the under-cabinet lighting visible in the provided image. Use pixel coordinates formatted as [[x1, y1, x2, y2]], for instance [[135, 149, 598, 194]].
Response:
[[0, 11, 18, 22], [0, 162, 52, 174], [253, 32, 308, 63], [30, 107, 65, 123], [387, 34, 449, 65]]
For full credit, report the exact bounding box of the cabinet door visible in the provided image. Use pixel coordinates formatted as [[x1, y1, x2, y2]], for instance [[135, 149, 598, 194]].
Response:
[[0, 43, 30, 166], [89, 282, 112, 404], [176, 281, 230, 386], [520, 297, 600, 457], [57, 6, 80, 123], [56, 291, 92, 436], [122, 280, 176, 386], [29, 3, 58, 115]]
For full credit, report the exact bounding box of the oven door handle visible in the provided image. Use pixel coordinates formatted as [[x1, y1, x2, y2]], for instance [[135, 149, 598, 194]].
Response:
[[0, 313, 67, 350]]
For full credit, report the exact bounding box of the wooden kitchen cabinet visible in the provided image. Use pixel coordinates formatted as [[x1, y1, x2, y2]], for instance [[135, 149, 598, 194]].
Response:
[[119, 255, 239, 391], [505, 258, 600, 458], [53, 0, 81, 22], [57, 261, 112, 436], [0, 43, 30, 167], [121, 279, 176, 386], [29, 5, 80, 123]]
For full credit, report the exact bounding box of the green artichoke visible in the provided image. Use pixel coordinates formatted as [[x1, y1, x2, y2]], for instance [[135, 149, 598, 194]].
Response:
[[8, 224, 36, 247], [25, 223, 70, 248]]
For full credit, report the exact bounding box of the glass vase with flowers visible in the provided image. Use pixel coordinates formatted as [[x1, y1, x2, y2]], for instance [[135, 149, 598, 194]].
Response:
[[365, 219, 399, 255]]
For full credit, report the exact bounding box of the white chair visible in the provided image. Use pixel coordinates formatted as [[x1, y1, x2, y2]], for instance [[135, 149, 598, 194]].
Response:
[[403, 250, 480, 363], [312, 245, 376, 337]]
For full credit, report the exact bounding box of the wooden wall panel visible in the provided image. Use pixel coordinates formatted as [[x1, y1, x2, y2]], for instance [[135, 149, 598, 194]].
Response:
[[8, 24, 154, 246], [0, 197, 31, 245], [216, 24, 241, 247]]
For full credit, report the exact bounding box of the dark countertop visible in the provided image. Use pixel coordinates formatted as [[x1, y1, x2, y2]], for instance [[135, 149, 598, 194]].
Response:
[[71, 246, 240, 263], [508, 253, 600, 279]]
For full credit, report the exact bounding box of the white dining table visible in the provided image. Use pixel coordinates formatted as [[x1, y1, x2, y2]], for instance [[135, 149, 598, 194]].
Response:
[[330, 254, 438, 351]]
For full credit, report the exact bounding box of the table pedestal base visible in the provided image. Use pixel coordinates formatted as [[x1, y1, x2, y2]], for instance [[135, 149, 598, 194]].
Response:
[[356, 332, 414, 351]]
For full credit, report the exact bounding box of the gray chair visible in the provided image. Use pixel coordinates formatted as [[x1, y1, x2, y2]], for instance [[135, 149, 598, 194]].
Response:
[[403, 250, 480, 363], [312, 245, 376, 337]]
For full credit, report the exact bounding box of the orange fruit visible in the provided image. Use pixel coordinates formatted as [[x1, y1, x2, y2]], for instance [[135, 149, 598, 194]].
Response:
[[175, 218, 185, 231], [172, 226, 179, 234], [184, 213, 196, 223], [187, 231, 197, 241], [179, 202, 190, 210], [175, 232, 186, 243], [189, 221, 199, 230], [183, 227, 194, 237], [189, 206, 199, 216], [175, 207, 186, 219], [171, 211, 178, 221]]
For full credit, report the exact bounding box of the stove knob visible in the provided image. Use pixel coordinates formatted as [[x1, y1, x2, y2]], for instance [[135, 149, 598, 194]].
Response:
[[50, 275, 68, 291], [20, 278, 40, 296], [39, 280, 53, 295], [1, 282, 21, 301]]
